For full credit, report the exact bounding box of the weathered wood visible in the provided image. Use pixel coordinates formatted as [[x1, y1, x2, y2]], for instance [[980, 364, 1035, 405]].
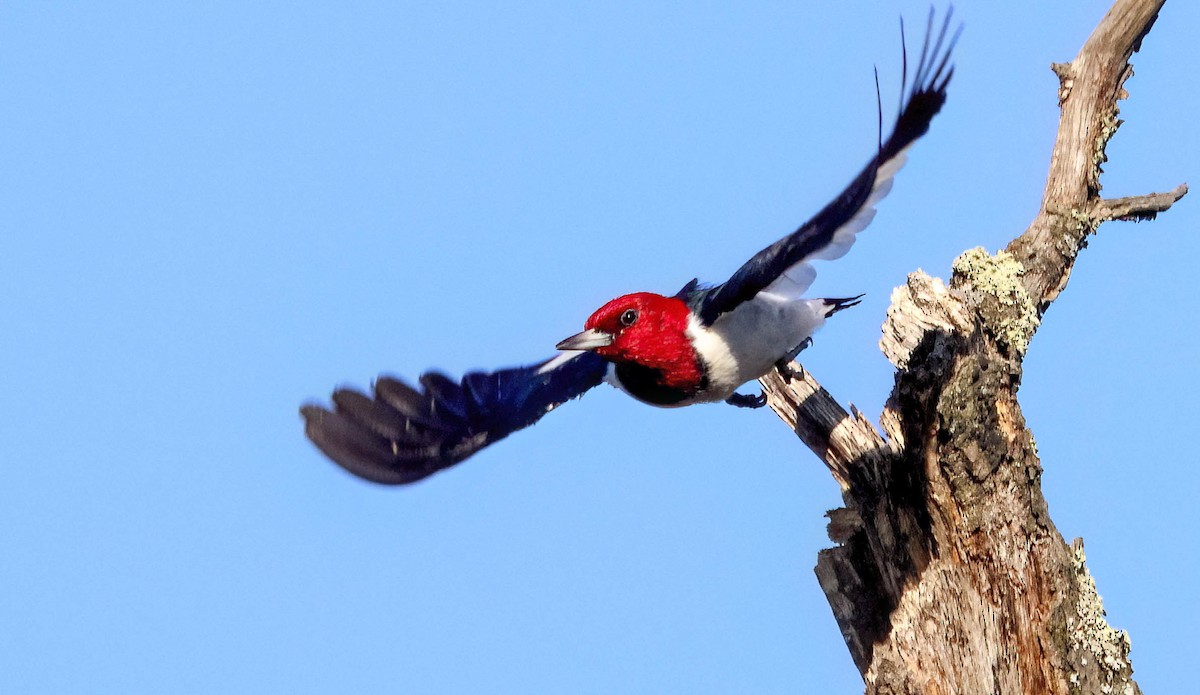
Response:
[[760, 1, 1184, 692], [1007, 0, 1183, 311]]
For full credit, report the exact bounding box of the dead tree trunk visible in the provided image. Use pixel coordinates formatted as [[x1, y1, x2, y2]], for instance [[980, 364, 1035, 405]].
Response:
[[760, 1, 1186, 693]]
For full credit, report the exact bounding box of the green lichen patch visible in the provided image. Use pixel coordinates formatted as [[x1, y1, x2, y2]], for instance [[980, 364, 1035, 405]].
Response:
[[950, 247, 1040, 358], [1069, 208, 1098, 234], [1094, 111, 1122, 168]]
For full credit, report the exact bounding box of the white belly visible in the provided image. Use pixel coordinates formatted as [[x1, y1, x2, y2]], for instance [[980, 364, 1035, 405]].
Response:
[[685, 297, 828, 402]]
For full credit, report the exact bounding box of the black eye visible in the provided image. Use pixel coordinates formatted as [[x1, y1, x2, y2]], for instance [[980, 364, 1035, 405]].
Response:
[[619, 309, 639, 327]]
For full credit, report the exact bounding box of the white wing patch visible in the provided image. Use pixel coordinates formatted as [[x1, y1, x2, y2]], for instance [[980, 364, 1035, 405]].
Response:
[[760, 143, 913, 299], [759, 261, 817, 301], [874, 148, 910, 185], [536, 350, 584, 375], [809, 206, 875, 261]]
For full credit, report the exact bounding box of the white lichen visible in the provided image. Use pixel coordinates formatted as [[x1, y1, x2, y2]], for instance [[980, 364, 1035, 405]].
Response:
[[1068, 542, 1134, 693], [1068, 208, 1098, 235]]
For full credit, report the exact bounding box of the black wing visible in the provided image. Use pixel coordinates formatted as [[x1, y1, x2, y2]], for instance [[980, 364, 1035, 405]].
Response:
[[692, 9, 960, 325], [301, 352, 608, 485]]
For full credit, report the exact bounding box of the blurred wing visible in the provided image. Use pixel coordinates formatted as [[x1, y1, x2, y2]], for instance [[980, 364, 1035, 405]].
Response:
[[693, 9, 959, 325], [301, 351, 608, 485]]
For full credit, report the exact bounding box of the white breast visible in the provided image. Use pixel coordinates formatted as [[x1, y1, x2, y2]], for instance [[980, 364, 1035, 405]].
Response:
[[685, 296, 829, 402]]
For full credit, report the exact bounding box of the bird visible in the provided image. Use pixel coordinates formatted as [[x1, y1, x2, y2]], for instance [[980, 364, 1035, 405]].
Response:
[[301, 10, 960, 485]]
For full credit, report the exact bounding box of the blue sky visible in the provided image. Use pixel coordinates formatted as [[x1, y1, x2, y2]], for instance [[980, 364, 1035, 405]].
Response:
[[3, 2, 1197, 692]]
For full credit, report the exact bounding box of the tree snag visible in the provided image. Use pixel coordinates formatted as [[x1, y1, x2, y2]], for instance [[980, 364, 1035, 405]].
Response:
[[759, 1, 1186, 693]]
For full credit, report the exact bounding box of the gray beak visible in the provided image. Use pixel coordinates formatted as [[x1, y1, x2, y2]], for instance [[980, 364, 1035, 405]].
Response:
[[556, 328, 614, 351]]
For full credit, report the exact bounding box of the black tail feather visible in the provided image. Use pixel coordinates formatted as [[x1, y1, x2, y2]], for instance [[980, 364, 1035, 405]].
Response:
[[822, 294, 866, 317]]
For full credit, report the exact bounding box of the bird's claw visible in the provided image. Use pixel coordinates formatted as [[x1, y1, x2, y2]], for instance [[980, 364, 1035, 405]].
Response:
[[725, 391, 768, 409], [775, 359, 805, 382], [774, 337, 813, 381]]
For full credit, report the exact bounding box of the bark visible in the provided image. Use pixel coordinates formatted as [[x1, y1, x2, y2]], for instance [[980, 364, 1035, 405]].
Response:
[[759, 1, 1186, 693]]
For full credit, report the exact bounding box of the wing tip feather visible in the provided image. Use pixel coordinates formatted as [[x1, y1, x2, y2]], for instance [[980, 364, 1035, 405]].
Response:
[[301, 354, 607, 486]]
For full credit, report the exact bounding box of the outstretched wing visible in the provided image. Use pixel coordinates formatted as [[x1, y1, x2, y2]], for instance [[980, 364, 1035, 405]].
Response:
[[692, 9, 960, 325], [301, 351, 608, 485]]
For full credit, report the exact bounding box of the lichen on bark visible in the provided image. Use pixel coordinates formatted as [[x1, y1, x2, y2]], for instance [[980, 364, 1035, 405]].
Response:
[[1064, 540, 1140, 695], [758, 2, 1184, 692], [950, 247, 1040, 358]]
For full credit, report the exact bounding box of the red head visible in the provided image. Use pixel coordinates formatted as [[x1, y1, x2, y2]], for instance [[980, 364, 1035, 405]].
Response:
[[557, 292, 704, 391]]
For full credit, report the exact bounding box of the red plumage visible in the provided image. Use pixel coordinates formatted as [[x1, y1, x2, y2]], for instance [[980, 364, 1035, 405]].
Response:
[[584, 293, 704, 393], [302, 9, 960, 484]]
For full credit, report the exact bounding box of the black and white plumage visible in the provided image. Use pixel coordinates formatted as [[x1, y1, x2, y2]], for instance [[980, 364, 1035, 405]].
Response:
[[302, 11, 959, 485], [663, 9, 959, 406], [691, 10, 958, 328]]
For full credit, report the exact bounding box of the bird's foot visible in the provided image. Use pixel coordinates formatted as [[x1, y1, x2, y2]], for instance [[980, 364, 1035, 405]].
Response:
[[725, 391, 768, 409], [775, 359, 805, 382], [774, 337, 813, 381], [786, 337, 813, 361]]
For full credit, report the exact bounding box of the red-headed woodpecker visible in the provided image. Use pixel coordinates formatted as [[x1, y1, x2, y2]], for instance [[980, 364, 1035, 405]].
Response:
[[302, 11, 960, 485]]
